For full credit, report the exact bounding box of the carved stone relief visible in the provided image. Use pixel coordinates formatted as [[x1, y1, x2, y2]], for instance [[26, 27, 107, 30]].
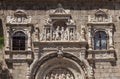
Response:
[[39, 25, 81, 41], [45, 68, 74, 79], [6, 10, 32, 24]]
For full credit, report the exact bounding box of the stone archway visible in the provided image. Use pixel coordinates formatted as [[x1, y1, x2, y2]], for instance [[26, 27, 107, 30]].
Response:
[[35, 58, 85, 79], [30, 52, 93, 79]]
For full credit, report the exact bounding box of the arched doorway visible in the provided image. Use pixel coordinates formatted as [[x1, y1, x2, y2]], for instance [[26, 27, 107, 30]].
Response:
[[35, 58, 85, 79], [30, 53, 93, 79]]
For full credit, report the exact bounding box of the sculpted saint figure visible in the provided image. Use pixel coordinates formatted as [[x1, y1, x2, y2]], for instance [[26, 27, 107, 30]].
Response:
[[50, 74, 54, 79], [66, 73, 70, 79], [55, 74, 59, 79], [64, 28, 69, 40], [81, 25, 86, 41], [55, 26, 60, 40], [45, 76, 49, 79], [61, 27, 65, 40], [69, 29, 74, 40]]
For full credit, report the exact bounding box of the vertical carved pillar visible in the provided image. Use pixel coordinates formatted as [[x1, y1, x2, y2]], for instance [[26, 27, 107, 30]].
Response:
[[35, 28, 39, 42], [108, 27, 114, 49], [27, 30, 31, 51], [44, 27, 46, 41], [26, 64, 30, 79], [50, 26, 52, 41], [88, 15, 91, 22], [34, 47, 39, 60], [5, 27, 10, 50], [81, 25, 86, 41], [88, 26, 92, 50]]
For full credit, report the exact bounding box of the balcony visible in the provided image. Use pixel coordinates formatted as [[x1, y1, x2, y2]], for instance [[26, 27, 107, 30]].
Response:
[[38, 27, 82, 43]]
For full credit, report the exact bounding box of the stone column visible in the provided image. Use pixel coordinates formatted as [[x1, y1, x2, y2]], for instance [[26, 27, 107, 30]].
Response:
[[108, 27, 114, 49], [5, 27, 10, 50], [88, 26, 92, 50]]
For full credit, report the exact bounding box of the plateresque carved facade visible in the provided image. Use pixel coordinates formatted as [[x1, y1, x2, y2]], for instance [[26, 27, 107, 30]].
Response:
[[0, 0, 120, 79]]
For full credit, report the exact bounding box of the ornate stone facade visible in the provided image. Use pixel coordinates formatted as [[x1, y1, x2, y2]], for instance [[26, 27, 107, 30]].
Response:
[[0, 0, 120, 79]]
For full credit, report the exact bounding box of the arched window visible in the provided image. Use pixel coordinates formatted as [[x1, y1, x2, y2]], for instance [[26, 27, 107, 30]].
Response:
[[12, 31, 26, 50], [94, 31, 107, 50]]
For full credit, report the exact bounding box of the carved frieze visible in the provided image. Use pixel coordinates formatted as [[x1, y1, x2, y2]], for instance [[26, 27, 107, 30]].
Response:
[[7, 16, 32, 24], [6, 10, 32, 24], [39, 26, 81, 42]]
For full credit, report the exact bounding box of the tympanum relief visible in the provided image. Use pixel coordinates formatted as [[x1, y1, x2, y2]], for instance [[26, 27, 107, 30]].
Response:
[[45, 68, 74, 79]]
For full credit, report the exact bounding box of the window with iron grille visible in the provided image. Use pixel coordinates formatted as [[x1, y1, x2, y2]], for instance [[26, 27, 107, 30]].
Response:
[[12, 31, 25, 50], [94, 31, 107, 50]]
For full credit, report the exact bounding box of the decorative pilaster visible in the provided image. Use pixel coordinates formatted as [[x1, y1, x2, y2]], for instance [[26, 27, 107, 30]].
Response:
[[5, 27, 10, 51], [88, 26, 92, 50], [26, 64, 30, 79], [27, 30, 32, 51], [34, 28, 39, 42], [108, 26, 114, 50], [81, 25, 86, 41]]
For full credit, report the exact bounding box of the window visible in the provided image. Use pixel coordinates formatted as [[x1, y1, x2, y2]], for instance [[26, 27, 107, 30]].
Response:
[[12, 31, 25, 50], [94, 31, 107, 50]]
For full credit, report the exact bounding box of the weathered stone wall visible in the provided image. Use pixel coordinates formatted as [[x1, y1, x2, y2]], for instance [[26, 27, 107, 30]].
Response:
[[0, 0, 120, 79]]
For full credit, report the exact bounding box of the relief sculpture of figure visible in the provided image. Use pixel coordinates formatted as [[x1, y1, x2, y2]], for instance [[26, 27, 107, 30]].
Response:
[[55, 26, 60, 40], [58, 74, 62, 79], [69, 29, 74, 40], [66, 73, 71, 79], [64, 28, 69, 40], [7, 16, 12, 23], [61, 74, 66, 79], [45, 76, 49, 79], [50, 74, 54, 79], [108, 29, 113, 49], [52, 31, 56, 40], [60, 27, 65, 40], [81, 25, 86, 41], [54, 74, 59, 79], [35, 26, 39, 41], [46, 30, 50, 40]]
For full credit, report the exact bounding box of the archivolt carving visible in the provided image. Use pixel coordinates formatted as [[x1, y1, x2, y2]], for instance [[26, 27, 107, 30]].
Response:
[[30, 52, 94, 79]]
